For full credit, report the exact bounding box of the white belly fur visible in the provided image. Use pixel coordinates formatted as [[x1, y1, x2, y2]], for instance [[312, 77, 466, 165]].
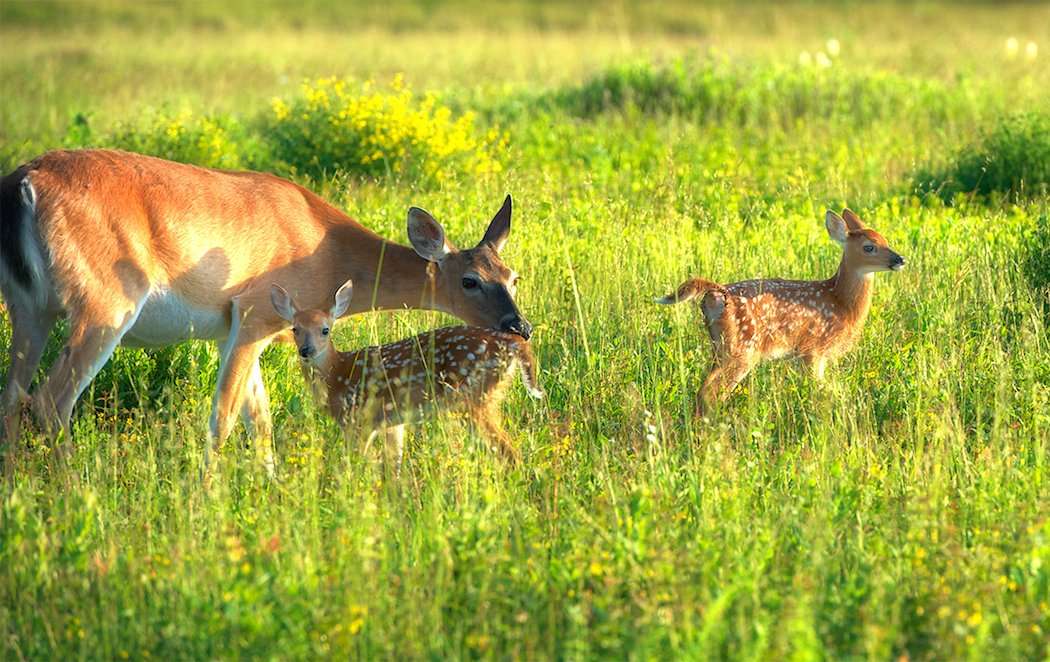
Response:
[[123, 288, 228, 347]]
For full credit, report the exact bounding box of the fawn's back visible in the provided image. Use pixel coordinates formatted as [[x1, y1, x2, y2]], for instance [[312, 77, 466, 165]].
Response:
[[323, 326, 540, 426], [702, 277, 863, 362], [657, 209, 905, 413]]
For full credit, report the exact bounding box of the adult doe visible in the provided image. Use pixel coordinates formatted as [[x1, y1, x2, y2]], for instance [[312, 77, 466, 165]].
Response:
[[271, 279, 543, 469], [0, 149, 530, 474], [656, 209, 905, 414]]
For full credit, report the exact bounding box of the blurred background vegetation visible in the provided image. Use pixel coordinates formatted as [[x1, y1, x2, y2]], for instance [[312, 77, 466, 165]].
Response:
[[1, 2, 1048, 660]]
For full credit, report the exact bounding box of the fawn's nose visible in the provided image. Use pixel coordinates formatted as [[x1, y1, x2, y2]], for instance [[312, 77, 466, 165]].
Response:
[[299, 346, 315, 359], [500, 314, 532, 340], [890, 254, 906, 271]]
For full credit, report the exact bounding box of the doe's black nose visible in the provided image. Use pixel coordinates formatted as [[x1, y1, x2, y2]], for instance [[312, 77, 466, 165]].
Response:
[[501, 317, 533, 340]]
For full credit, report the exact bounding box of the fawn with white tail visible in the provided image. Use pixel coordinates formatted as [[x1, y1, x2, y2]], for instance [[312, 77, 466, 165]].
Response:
[[271, 279, 543, 469], [656, 209, 905, 415]]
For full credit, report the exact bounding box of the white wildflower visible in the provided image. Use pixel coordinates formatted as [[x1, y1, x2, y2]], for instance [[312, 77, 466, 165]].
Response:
[[1006, 37, 1019, 59]]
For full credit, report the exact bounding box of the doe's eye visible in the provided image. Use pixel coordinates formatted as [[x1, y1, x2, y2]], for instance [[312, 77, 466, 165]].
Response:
[[322, 327, 330, 336], [863, 245, 876, 253], [291, 327, 299, 334], [462, 277, 479, 290]]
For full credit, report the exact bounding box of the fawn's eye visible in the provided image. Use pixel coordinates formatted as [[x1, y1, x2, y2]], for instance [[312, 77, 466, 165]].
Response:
[[322, 327, 330, 336], [291, 327, 299, 334], [863, 245, 876, 253], [462, 277, 479, 290]]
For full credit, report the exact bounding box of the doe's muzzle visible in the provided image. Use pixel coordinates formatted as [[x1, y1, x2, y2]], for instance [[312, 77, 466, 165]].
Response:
[[500, 314, 532, 340]]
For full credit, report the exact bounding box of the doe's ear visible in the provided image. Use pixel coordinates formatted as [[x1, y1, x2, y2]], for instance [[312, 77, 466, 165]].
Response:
[[270, 284, 297, 322], [841, 208, 866, 231], [408, 207, 453, 263], [478, 194, 512, 252], [825, 210, 849, 245], [330, 279, 354, 319]]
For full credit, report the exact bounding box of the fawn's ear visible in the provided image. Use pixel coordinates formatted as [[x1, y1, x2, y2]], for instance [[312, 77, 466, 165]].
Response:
[[271, 284, 297, 322], [825, 210, 849, 244], [478, 194, 512, 253], [408, 207, 454, 263], [331, 279, 354, 319], [841, 208, 867, 231]]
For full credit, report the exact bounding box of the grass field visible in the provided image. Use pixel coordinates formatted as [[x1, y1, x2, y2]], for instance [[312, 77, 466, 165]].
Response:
[[1, 1, 1049, 659]]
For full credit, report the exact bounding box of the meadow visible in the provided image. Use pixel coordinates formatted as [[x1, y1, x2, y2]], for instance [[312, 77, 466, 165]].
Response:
[[1, 1, 1049, 659]]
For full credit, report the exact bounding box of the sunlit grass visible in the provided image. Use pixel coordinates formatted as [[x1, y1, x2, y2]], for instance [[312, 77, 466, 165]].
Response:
[[1, 2, 1048, 659]]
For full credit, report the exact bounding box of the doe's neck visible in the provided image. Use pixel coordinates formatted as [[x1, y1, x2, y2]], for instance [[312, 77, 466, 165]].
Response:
[[344, 238, 448, 315]]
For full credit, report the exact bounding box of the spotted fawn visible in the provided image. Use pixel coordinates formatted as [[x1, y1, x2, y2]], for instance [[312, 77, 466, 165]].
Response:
[[271, 279, 543, 469], [656, 209, 905, 414]]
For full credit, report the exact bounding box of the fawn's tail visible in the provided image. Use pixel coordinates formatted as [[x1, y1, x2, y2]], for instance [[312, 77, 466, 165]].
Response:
[[654, 278, 724, 305], [515, 343, 545, 399]]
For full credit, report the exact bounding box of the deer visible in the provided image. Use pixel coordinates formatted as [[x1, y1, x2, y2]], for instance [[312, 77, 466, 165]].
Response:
[[270, 279, 543, 470], [0, 149, 531, 476], [656, 209, 905, 415]]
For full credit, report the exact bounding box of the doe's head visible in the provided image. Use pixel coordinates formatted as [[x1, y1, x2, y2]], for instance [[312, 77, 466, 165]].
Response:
[[271, 279, 354, 364], [825, 209, 906, 274], [407, 194, 531, 339]]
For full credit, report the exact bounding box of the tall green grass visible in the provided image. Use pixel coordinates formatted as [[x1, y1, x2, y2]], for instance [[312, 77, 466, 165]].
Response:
[[915, 112, 1050, 200], [1, 3, 1049, 660]]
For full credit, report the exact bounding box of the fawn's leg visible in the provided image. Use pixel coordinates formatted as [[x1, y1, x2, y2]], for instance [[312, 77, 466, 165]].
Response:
[[383, 424, 405, 477], [803, 354, 827, 381], [697, 356, 752, 417], [472, 403, 521, 465]]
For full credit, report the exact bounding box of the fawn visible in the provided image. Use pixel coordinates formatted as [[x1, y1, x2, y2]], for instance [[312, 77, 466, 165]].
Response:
[[270, 279, 543, 469], [656, 209, 905, 414]]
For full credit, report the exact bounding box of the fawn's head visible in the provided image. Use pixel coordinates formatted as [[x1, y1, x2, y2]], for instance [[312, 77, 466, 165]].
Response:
[[271, 280, 354, 365], [407, 195, 531, 339], [825, 209, 906, 274]]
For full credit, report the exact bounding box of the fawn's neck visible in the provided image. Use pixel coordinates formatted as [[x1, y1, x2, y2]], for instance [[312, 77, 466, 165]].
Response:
[[830, 258, 874, 328], [301, 347, 351, 396]]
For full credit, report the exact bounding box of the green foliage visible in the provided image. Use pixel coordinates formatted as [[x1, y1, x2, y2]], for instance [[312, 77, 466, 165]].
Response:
[[2, 3, 1050, 660], [263, 76, 504, 184], [65, 108, 259, 170], [56, 78, 504, 186], [546, 57, 971, 127], [915, 112, 1050, 200]]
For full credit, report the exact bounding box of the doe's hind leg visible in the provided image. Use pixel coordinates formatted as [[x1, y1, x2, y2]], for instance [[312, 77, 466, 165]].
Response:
[[1, 301, 58, 447]]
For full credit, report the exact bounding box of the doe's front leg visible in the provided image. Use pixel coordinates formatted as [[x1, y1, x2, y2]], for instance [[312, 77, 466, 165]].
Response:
[[208, 336, 276, 481]]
